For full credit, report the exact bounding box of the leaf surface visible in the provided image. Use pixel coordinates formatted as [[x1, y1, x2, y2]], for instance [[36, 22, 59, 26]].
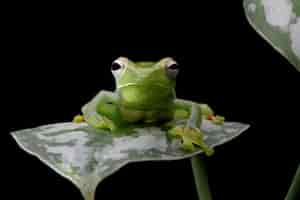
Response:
[[11, 120, 249, 200]]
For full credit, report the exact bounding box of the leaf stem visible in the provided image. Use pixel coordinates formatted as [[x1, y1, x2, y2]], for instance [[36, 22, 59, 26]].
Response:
[[191, 156, 212, 200], [285, 164, 300, 200], [83, 192, 94, 200]]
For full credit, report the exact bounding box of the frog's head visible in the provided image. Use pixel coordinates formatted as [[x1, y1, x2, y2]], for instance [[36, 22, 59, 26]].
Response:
[[111, 57, 179, 109]]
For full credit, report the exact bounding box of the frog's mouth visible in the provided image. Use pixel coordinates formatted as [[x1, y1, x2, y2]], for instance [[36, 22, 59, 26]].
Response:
[[117, 83, 170, 90]]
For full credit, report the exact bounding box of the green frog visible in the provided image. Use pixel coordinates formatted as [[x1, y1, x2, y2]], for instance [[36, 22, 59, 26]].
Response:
[[73, 57, 224, 156]]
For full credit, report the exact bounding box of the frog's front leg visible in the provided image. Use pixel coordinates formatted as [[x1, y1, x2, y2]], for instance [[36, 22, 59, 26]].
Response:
[[168, 99, 214, 156], [78, 90, 122, 131]]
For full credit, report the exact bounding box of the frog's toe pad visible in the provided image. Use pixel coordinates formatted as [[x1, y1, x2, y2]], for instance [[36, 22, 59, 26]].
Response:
[[207, 115, 225, 125], [73, 115, 85, 123]]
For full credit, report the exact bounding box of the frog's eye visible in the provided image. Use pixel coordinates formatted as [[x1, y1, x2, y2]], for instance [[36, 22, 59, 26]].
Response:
[[166, 62, 179, 79], [168, 63, 179, 70], [111, 61, 123, 71]]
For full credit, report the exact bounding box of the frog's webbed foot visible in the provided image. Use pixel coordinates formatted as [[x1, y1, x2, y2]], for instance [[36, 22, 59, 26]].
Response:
[[168, 125, 214, 156], [74, 111, 117, 131], [86, 114, 117, 131]]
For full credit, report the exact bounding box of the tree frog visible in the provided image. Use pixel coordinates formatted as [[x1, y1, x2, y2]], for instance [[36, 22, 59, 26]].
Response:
[[73, 57, 224, 156]]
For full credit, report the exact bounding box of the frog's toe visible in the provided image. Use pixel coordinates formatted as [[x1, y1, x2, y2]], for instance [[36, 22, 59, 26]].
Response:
[[167, 126, 183, 137], [207, 114, 225, 125], [73, 114, 85, 123]]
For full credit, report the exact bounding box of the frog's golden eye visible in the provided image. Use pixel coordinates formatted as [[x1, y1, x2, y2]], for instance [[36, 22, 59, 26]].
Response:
[[166, 61, 179, 79], [168, 63, 179, 70], [111, 61, 123, 71]]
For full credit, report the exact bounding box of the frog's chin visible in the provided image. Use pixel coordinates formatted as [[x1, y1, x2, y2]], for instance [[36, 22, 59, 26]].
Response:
[[117, 83, 175, 110]]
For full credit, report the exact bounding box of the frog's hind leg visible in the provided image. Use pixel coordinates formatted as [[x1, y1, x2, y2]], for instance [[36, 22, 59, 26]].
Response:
[[168, 126, 214, 156], [165, 99, 215, 156]]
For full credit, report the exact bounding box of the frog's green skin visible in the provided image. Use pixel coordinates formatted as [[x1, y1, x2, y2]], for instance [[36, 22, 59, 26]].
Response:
[[75, 57, 224, 156]]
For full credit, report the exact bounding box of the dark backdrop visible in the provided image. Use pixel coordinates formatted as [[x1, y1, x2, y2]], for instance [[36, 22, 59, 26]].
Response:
[[4, 1, 300, 200]]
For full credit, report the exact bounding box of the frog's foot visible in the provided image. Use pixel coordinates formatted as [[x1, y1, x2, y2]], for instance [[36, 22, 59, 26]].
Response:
[[73, 114, 85, 123], [168, 126, 214, 156], [207, 114, 225, 125], [83, 113, 117, 132]]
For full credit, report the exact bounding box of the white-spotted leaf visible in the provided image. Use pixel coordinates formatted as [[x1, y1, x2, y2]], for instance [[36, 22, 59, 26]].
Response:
[[11, 120, 249, 200], [244, 0, 300, 71]]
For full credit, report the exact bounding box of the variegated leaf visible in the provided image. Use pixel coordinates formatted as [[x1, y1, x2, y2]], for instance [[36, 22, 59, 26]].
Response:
[[244, 0, 300, 71], [11, 120, 249, 200]]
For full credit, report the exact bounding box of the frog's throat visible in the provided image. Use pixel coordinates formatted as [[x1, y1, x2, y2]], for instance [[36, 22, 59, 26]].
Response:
[[117, 83, 170, 90]]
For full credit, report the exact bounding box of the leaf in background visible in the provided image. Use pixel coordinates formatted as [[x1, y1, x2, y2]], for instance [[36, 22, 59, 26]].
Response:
[[244, 0, 300, 71], [11, 120, 249, 200]]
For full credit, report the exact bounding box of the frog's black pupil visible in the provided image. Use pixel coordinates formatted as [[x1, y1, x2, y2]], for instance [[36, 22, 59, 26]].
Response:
[[111, 62, 122, 71], [168, 63, 179, 70]]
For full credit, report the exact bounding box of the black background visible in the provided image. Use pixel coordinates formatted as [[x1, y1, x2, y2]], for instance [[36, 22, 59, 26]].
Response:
[[4, 1, 300, 200]]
